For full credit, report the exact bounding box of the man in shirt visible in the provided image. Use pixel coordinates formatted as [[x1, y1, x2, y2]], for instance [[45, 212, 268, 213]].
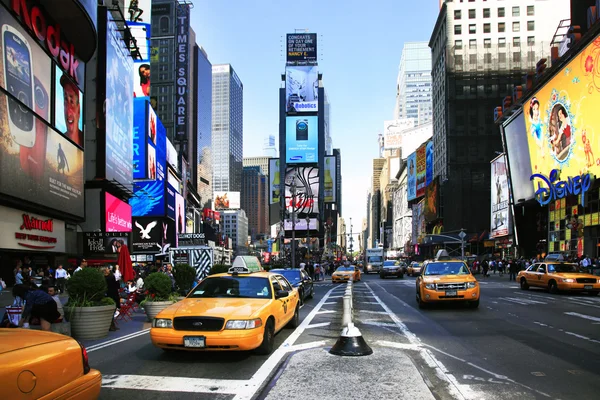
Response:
[[55, 265, 68, 294], [73, 259, 87, 274], [47, 286, 64, 320]]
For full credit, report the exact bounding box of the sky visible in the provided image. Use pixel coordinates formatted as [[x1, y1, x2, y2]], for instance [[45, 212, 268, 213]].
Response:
[[189, 0, 439, 236]]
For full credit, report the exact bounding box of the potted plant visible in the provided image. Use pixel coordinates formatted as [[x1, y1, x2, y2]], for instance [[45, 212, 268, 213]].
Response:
[[173, 264, 197, 300], [65, 268, 116, 340], [141, 272, 175, 321]]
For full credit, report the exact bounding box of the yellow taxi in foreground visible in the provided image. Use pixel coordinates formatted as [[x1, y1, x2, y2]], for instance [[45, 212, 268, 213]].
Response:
[[416, 252, 480, 309], [150, 262, 300, 355], [0, 329, 101, 399], [518, 262, 600, 295], [332, 265, 361, 283]]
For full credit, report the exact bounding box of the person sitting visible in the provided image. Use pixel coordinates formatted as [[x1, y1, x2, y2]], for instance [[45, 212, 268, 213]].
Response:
[[47, 286, 64, 321], [13, 284, 60, 331]]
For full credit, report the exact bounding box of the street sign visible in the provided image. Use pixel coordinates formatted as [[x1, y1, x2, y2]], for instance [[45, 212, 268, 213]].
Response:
[[459, 231, 466, 240]]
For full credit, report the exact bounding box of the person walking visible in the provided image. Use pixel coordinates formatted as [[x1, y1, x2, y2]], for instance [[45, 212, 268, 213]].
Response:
[[103, 267, 120, 331], [55, 265, 67, 294]]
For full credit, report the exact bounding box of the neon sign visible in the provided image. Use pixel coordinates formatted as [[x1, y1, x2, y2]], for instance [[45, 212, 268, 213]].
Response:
[[530, 169, 592, 207]]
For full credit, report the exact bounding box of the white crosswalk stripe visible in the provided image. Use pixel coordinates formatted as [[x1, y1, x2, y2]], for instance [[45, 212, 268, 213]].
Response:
[[499, 297, 548, 305]]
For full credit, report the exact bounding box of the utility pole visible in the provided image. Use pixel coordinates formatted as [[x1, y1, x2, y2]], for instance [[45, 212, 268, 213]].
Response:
[[459, 229, 466, 260], [306, 215, 311, 261], [291, 177, 297, 269]]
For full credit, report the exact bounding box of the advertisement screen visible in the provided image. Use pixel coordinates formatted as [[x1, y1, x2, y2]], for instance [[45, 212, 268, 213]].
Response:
[[503, 112, 534, 202], [416, 145, 426, 197], [105, 10, 134, 186], [132, 217, 174, 254], [407, 152, 417, 201], [132, 98, 147, 179], [166, 137, 178, 171], [286, 33, 317, 63], [523, 36, 600, 189], [284, 218, 319, 230], [383, 119, 414, 150], [426, 140, 434, 186], [105, 192, 132, 232], [214, 191, 240, 210], [324, 155, 336, 203], [133, 59, 151, 97], [54, 66, 84, 148], [490, 155, 511, 238], [286, 116, 318, 163], [147, 141, 156, 179], [0, 91, 84, 217], [285, 167, 319, 214], [83, 232, 129, 254], [166, 183, 176, 220], [175, 190, 185, 244], [424, 177, 438, 222], [269, 158, 280, 205], [286, 66, 318, 113]]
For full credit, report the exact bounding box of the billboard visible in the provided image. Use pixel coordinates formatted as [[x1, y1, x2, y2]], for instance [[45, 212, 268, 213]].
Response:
[[104, 10, 134, 186], [132, 98, 147, 179], [383, 119, 414, 150], [105, 192, 132, 232], [166, 137, 178, 171], [55, 66, 84, 148], [284, 218, 319, 230], [426, 140, 434, 186], [166, 183, 176, 220], [324, 155, 336, 203], [133, 60, 151, 97], [0, 205, 65, 253], [286, 33, 317, 64], [503, 112, 534, 202], [132, 217, 174, 254], [175, 3, 191, 138], [125, 1, 152, 97], [407, 152, 417, 201], [424, 177, 438, 222], [285, 167, 319, 214], [523, 36, 600, 193], [286, 116, 318, 163], [490, 155, 511, 238], [416, 144, 426, 197], [269, 158, 280, 205], [83, 232, 129, 254], [285, 66, 318, 113], [175, 190, 185, 241], [214, 192, 240, 210]]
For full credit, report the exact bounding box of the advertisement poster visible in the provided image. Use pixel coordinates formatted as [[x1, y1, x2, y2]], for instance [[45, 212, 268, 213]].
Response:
[[286, 116, 318, 163], [285, 66, 318, 113], [0, 205, 65, 252], [416, 144, 426, 198], [104, 10, 134, 186], [166, 183, 176, 220], [412, 200, 422, 245], [324, 155, 336, 203], [284, 167, 319, 214], [286, 33, 317, 63], [523, 37, 600, 188], [269, 158, 280, 205], [175, 3, 190, 138], [383, 119, 414, 150], [424, 178, 438, 222], [503, 112, 534, 202], [83, 232, 129, 254], [147, 141, 156, 179], [407, 152, 417, 201], [490, 155, 511, 238], [166, 138, 178, 171], [54, 66, 84, 148], [105, 192, 132, 232], [426, 140, 434, 186], [283, 218, 319, 230], [132, 98, 147, 179], [132, 217, 173, 254], [214, 191, 240, 210], [125, 0, 152, 95], [175, 190, 185, 245]]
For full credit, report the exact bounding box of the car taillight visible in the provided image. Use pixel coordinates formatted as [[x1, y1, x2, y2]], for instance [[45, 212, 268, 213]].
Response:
[[77, 341, 91, 374]]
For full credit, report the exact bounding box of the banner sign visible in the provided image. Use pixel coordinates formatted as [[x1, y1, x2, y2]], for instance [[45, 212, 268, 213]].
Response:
[[490, 155, 511, 238], [178, 233, 205, 247], [0, 205, 65, 252], [383, 119, 414, 150], [83, 232, 129, 254], [175, 3, 190, 138], [416, 144, 426, 197], [407, 152, 417, 201]]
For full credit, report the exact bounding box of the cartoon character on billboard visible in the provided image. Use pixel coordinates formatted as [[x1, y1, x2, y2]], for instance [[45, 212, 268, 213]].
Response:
[[582, 130, 594, 167], [528, 97, 544, 166], [548, 103, 571, 161]]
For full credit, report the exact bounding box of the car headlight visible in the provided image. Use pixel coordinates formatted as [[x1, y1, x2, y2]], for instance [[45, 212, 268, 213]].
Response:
[[225, 319, 263, 330], [561, 278, 575, 283], [466, 282, 477, 288], [367, 264, 372, 269], [425, 283, 436, 290], [152, 318, 172, 328]]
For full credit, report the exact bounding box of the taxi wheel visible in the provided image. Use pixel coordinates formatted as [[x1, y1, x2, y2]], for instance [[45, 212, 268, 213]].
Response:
[[520, 278, 529, 290], [256, 319, 275, 355], [548, 281, 559, 294], [416, 291, 427, 309], [287, 305, 300, 328], [468, 299, 480, 309]]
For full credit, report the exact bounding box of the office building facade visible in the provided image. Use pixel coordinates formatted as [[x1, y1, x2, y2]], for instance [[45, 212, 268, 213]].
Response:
[[194, 45, 213, 207], [222, 210, 249, 254], [394, 42, 433, 125], [242, 166, 269, 240]]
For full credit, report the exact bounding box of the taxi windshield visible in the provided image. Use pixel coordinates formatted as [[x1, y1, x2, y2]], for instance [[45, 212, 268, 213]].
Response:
[[190, 276, 272, 299], [550, 264, 580, 273], [336, 267, 354, 272], [424, 261, 470, 276]]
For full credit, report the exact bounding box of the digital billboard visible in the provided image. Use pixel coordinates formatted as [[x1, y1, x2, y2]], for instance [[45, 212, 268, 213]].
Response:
[[175, 190, 185, 244], [133, 60, 150, 97], [132, 217, 174, 254], [424, 177, 438, 222], [523, 36, 600, 192], [125, 0, 151, 98], [269, 158, 280, 205], [285, 167, 319, 214], [166, 137, 178, 171], [416, 144, 426, 198], [284, 218, 319, 230], [132, 98, 147, 179], [490, 155, 511, 238], [426, 140, 434, 186], [407, 152, 417, 201], [54, 66, 84, 148], [105, 192, 132, 232], [324, 155, 336, 203], [83, 232, 129, 254], [383, 119, 414, 150], [104, 10, 134, 187], [285, 66, 318, 113], [214, 192, 241, 210], [166, 183, 176, 220], [286, 33, 317, 64], [503, 111, 534, 202], [286, 116, 318, 163]]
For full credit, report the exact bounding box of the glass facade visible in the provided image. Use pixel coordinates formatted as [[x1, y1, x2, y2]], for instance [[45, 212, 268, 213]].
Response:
[[395, 42, 433, 125], [195, 46, 213, 207]]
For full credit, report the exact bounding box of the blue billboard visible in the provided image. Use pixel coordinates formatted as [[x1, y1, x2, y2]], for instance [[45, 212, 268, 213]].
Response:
[[407, 152, 417, 201], [426, 140, 434, 186], [286, 116, 318, 163], [133, 98, 147, 179], [166, 183, 176, 220]]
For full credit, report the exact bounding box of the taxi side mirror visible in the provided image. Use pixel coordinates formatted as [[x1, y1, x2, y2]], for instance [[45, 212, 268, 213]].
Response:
[[275, 290, 289, 299]]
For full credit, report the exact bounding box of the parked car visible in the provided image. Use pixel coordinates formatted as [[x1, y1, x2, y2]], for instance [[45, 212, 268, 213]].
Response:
[[271, 268, 314, 305]]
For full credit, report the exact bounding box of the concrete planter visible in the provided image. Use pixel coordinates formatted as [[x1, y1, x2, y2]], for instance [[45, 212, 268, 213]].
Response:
[[66, 305, 115, 340], [175, 296, 186, 302], [144, 301, 174, 321]]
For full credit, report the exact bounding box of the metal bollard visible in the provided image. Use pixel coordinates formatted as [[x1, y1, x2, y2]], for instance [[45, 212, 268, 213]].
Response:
[[342, 295, 352, 327]]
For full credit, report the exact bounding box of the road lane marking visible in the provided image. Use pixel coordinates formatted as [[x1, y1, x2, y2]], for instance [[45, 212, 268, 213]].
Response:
[[286, 340, 327, 352], [564, 311, 600, 323], [564, 331, 600, 344], [361, 320, 400, 328], [315, 310, 335, 314], [357, 310, 388, 315], [500, 297, 546, 305], [306, 322, 330, 329], [102, 374, 247, 394], [375, 340, 421, 350], [533, 321, 553, 328], [87, 329, 151, 353]]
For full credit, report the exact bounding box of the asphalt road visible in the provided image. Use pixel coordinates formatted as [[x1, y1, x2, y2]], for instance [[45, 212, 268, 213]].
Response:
[[89, 273, 600, 400]]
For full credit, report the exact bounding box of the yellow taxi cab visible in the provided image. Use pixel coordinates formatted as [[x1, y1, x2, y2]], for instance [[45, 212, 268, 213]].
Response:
[[332, 264, 361, 283], [415, 250, 480, 309], [407, 262, 423, 277], [150, 257, 301, 355], [517, 262, 600, 295], [0, 329, 101, 399]]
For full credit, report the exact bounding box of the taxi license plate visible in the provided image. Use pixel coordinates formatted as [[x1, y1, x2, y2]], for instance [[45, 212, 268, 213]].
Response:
[[184, 336, 205, 348], [584, 285, 593, 290], [445, 290, 458, 297]]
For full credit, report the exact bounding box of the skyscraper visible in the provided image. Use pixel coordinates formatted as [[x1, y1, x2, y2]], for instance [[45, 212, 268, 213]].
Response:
[[194, 46, 213, 207], [263, 135, 277, 158], [212, 64, 244, 192], [394, 42, 432, 125], [242, 166, 269, 240]]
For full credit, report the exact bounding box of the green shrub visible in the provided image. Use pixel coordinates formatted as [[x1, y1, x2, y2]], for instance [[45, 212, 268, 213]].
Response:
[[174, 264, 197, 294], [145, 272, 173, 301], [208, 264, 230, 276], [100, 297, 116, 306], [66, 268, 107, 306]]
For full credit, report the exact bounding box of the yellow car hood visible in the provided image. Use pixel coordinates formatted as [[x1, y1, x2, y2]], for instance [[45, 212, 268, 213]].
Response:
[[157, 298, 271, 320], [333, 271, 354, 276], [553, 272, 598, 280], [422, 274, 476, 284]]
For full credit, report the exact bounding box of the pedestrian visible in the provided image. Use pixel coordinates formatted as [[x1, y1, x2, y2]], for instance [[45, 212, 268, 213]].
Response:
[[15, 267, 23, 285], [114, 265, 122, 283], [103, 267, 120, 331], [55, 265, 67, 294], [13, 284, 60, 331], [482, 260, 489, 277], [509, 259, 518, 281], [47, 286, 64, 320]]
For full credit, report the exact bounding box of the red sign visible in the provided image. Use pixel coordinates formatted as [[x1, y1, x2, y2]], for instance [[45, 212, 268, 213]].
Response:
[[105, 193, 132, 232], [20, 214, 53, 232]]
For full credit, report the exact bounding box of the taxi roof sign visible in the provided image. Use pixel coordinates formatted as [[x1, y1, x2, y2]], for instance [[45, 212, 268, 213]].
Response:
[[229, 256, 263, 274], [435, 249, 451, 261]]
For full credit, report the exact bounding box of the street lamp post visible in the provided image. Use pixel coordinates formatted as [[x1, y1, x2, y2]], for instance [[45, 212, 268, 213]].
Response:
[[306, 215, 311, 261], [425, 229, 467, 260], [291, 178, 297, 269]]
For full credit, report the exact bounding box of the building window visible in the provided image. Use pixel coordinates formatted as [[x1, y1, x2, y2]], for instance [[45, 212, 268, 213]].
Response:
[[527, 5, 534, 16], [469, 54, 477, 64], [513, 22, 520, 32], [484, 38, 491, 48], [527, 21, 535, 31], [498, 37, 506, 48], [468, 39, 477, 49], [512, 6, 520, 17], [498, 22, 505, 33], [498, 7, 505, 17], [484, 53, 492, 64], [513, 37, 521, 47], [483, 8, 490, 18], [455, 40, 463, 49], [513, 52, 521, 62], [454, 10, 462, 19], [455, 25, 462, 35], [484, 23, 491, 33], [527, 36, 535, 46], [469, 9, 476, 19], [469, 24, 476, 34], [499, 52, 507, 63]]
